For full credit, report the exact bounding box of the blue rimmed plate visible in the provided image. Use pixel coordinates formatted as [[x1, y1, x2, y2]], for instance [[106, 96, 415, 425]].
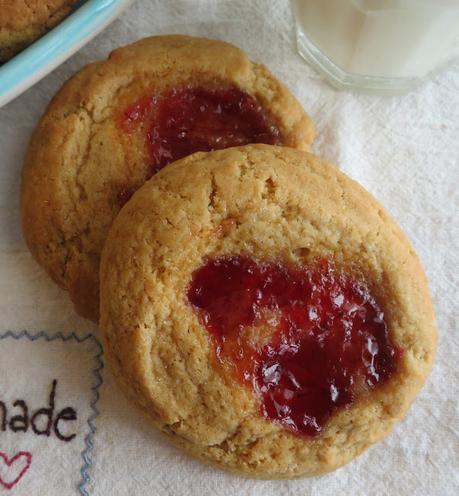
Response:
[[0, 0, 135, 108]]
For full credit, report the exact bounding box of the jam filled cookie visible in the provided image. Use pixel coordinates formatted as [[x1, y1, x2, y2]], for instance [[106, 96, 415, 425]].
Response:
[[99, 145, 436, 478], [21, 35, 315, 321], [0, 0, 79, 62]]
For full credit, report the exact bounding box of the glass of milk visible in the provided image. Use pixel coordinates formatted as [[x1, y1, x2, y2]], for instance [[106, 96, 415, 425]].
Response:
[[292, 0, 459, 93]]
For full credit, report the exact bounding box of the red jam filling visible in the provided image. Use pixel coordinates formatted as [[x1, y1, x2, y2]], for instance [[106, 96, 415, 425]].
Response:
[[120, 86, 282, 176], [187, 256, 399, 436]]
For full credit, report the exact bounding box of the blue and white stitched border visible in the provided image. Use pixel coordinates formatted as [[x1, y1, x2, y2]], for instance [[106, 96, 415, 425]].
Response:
[[0, 330, 104, 496]]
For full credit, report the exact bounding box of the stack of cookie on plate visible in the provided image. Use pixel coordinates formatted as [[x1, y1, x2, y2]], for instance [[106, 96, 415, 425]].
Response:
[[0, 0, 80, 62], [21, 35, 436, 478]]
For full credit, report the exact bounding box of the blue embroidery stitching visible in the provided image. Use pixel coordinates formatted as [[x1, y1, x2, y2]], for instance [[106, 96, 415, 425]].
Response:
[[0, 330, 104, 496]]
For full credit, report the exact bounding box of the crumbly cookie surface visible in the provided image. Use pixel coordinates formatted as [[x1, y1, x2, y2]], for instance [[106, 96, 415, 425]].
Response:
[[21, 35, 315, 320], [99, 145, 436, 478], [0, 0, 79, 62]]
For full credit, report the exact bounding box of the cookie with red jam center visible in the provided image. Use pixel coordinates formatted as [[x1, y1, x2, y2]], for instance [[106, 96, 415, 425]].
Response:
[[188, 256, 401, 438], [100, 145, 436, 478], [21, 35, 314, 321]]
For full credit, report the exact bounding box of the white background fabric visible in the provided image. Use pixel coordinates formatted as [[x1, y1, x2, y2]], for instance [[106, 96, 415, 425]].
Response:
[[0, 1, 458, 494], [0, 333, 101, 494]]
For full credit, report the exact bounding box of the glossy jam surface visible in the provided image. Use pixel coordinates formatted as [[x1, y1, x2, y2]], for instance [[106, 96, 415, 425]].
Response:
[[121, 86, 282, 176], [188, 256, 399, 436]]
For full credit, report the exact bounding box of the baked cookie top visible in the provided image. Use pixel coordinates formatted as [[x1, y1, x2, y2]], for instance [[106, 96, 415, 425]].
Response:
[[21, 35, 315, 321], [0, 0, 79, 62], [100, 145, 436, 478]]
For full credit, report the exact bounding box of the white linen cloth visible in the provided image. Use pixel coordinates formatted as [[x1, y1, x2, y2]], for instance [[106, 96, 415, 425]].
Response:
[[0, 1, 457, 494]]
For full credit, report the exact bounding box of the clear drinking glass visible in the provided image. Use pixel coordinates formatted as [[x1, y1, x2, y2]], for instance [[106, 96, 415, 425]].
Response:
[[292, 0, 459, 94]]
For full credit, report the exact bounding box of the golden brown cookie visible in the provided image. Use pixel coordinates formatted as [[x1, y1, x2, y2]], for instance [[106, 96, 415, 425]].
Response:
[[0, 0, 79, 62], [21, 35, 315, 321], [100, 144, 436, 478]]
